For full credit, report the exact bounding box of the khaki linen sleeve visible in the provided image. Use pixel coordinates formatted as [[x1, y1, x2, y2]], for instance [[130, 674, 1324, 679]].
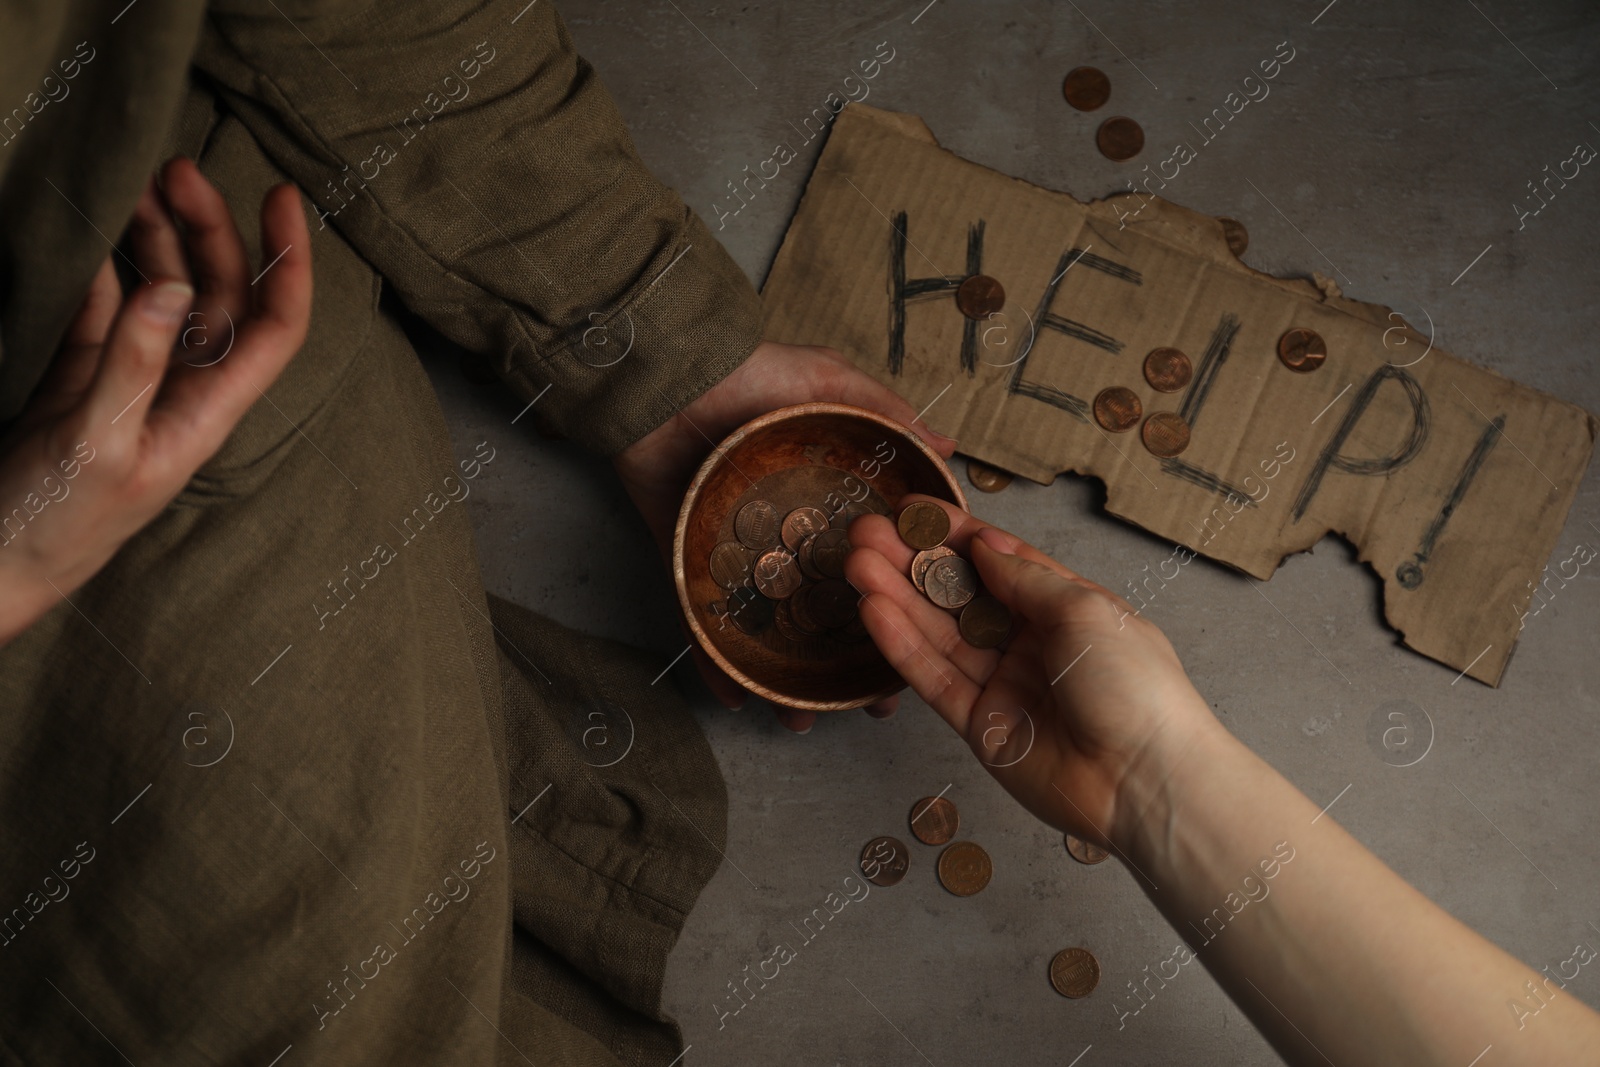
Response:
[[193, 0, 762, 454]]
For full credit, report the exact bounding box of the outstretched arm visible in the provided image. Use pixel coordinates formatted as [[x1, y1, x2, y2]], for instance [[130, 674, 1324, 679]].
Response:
[[847, 496, 1600, 1066]]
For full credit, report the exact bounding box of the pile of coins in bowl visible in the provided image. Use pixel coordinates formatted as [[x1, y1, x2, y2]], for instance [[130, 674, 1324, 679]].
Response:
[[710, 498, 875, 645], [709, 495, 883, 648], [895, 502, 1012, 649], [858, 796, 1103, 999]]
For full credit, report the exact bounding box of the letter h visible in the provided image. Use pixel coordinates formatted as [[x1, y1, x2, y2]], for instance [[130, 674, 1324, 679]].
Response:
[[887, 212, 985, 376]]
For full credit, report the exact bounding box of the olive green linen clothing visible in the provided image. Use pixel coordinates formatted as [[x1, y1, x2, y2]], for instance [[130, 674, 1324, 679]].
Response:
[[0, 0, 758, 1063], [0, 0, 763, 454], [0, 282, 729, 1065]]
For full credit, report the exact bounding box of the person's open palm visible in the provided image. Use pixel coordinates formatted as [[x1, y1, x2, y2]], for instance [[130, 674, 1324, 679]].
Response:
[[0, 158, 311, 644], [845, 496, 1219, 847]]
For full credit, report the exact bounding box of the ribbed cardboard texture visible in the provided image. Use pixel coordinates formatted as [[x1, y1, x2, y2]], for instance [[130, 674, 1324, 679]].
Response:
[[760, 104, 1597, 685]]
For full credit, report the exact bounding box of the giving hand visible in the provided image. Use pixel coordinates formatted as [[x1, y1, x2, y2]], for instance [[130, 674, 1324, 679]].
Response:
[[845, 496, 1222, 848]]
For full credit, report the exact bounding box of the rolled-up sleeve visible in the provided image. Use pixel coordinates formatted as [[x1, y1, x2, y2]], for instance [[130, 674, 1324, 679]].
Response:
[[195, 0, 762, 453]]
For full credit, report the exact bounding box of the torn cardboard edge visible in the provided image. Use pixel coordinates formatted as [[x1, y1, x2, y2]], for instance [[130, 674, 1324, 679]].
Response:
[[759, 104, 1597, 686]]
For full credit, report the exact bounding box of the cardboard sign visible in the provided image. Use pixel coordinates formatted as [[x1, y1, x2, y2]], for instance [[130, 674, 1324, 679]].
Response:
[[760, 105, 1596, 685]]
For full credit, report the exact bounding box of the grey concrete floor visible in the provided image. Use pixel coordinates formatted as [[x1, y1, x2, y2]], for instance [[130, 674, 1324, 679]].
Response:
[[422, 2, 1600, 1064]]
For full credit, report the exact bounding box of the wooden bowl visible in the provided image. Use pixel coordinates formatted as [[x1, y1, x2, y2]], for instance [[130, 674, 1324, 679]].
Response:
[[673, 402, 967, 711]]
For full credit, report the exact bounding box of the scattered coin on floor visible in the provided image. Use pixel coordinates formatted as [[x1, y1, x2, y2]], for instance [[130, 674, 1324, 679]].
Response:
[[1141, 411, 1191, 458], [897, 501, 951, 551], [966, 458, 1014, 493], [1062, 66, 1111, 111], [708, 541, 753, 591], [1064, 833, 1110, 865], [1277, 327, 1327, 372], [1095, 116, 1144, 162], [959, 596, 1012, 649], [937, 840, 993, 896], [735, 500, 781, 551], [955, 274, 1006, 319], [753, 549, 803, 600], [911, 545, 957, 595], [1050, 947, 1101, 998], [1219, 216, 1249, 257], [924, 556, 978, 611], [861, 836, 910, 887], [1143, 347, 1193, 393], [782, 506, 830, 551], [1093, 386, 1143, 433], [909, 796, 960, 846]]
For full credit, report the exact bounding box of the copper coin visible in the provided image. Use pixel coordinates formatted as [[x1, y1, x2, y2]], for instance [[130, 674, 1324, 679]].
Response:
[[1277, 327, 1327, 372], [787, 584, 826, 635], [911, 545, 957, 594], [958, 596, 1012, 649], [753, 549, 802, 599], [728, 588, 773, 636], [860, 836, 910, 887], [809, 579, 859, 630], [1093, 386, 1143, 433], [833, 613, 871, 643], [1062, 66, 1110, 111], [1050, 948, 1101, 998], [937, 841, 992, 896], [955, 274, 1006, 319], [1219, 216, 1249, 257], [1141, 411, 1191, 458], [924, 556, 977, 611], [897, 501, 951, 551], [734, 500, 781, 551], [782, 506, 830, 551], [909, 796, 960, 846], [1064, 833, 1109, 865], [810, 528, 852, 578], [796, 533, 826, 581], [1142, 348, 1192, 393], [708, 541, 753, 591], [1095, 116, 1144, 162], [830, 501, 871, 530], [773, 598, 808, 643], [966, 459, 1014, 493]]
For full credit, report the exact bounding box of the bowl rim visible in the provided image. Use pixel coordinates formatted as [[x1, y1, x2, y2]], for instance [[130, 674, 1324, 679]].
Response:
[[671, 401, 968, 711]]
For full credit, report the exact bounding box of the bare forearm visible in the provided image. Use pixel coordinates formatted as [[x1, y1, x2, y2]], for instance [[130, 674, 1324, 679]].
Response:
[[1114, 716, 1600, 1066]]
